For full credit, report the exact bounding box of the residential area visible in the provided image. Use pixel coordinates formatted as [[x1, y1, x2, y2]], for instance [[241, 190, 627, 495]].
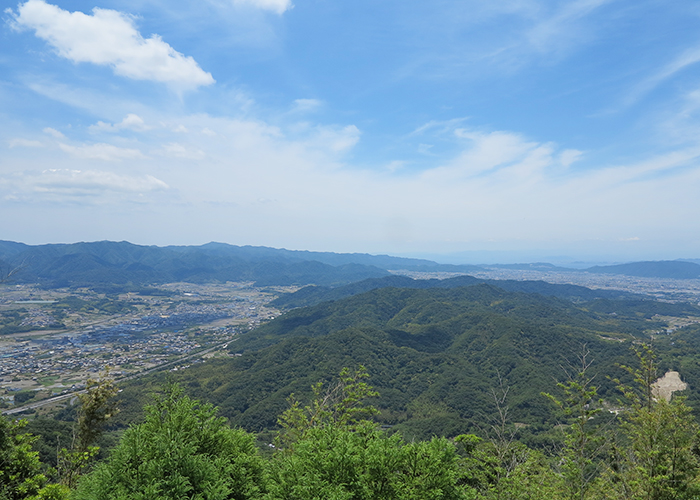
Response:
[[0, 282, 284, 411]]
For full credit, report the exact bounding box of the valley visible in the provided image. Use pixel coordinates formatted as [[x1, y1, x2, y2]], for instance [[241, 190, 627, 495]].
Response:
[[4, 242, 700, 439]]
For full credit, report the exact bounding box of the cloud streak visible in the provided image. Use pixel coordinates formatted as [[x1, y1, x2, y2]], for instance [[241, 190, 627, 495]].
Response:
[[2, 169, 169, 205], [623, 45, 700, 108], [232, 0, 292, 15], [9, 138, 43, 148], [90, 114, 151, 133], [58, 142, 146, 161]]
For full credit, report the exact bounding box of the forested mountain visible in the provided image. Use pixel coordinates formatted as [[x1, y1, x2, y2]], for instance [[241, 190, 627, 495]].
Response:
[[116, 283, 700, 445], [270, 274, 635, 309], [4, 240, 700, 288], [0, 241, 403, 287]]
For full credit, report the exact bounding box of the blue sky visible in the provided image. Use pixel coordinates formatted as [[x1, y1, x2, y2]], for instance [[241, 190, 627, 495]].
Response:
[[2, 0, 700, 263]]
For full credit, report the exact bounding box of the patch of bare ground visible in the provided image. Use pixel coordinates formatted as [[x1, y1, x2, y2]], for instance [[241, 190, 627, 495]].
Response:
[[598, 335, 626, 342], [652, 370, 688, 402]]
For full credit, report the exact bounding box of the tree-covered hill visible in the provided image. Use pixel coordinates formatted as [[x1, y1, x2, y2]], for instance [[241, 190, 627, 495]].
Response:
[[116, 283, 700, 444], [270, 274, 635, 309], [0, 240, 396, 287]]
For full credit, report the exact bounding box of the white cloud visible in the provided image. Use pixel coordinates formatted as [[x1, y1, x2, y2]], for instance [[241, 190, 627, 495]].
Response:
[[32, 169, 168, 193], [386, 160, 405, 173], [6, 108, 700, 256], [311, 125, 361, 153], [90, 114, 151, 133], [1, 169, 168, 204], [410, 118, 469, 136], [156, 142, 205, 160], [232, 0, 292, 15], [417, 143, 434, 155], [559, 149, 583, 167], [11, 0, 214, 90], [291, 98, 322, 113], [9, 138, 43, 148], [421, 129, 538, 180], [42, 127, 65, 138], [58, 142, 146, 161]]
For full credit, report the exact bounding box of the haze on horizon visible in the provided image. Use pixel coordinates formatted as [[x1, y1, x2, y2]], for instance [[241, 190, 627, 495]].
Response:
[[2, 0, 700, 264]]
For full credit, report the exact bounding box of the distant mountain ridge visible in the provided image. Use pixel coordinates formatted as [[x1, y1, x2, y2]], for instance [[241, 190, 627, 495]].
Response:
[[2, 240, 699, 287], [585, 260, 700, 279], [270, 274, 635, 309], [0, 240, 400, 287], [0, 240, 481, 288]]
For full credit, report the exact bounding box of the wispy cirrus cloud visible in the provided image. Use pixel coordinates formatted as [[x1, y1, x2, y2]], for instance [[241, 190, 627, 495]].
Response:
[[232, 0, 292, 15], [32, 169, 168, 193], [2, 169, 168, 204], [9, 0, 214, 90], [310, 125, 361, 154], [42, 127, 64, 139], [90, 114, 151, 133], [291, 98, 323, 114], [524, 0, 613, 55], [155, 142, 206, 160], [58, 142, 146, 161], [8, 138, 43, 148], [419, 129, 546, 181], [622, 45, 700, 108]]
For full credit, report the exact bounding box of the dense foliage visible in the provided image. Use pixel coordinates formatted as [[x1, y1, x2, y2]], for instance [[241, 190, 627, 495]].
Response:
[[269, 274, 633, 310], [0, 416, 46, 500], [6, 355, 700, 500], [73, 385, 265, 500]]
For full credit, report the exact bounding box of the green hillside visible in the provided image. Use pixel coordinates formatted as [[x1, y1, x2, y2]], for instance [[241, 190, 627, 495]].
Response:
[[269, 274, 634, 309], [114, 283, 700, 444]]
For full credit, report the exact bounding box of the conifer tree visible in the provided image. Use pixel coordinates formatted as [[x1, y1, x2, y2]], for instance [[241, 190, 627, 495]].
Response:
[[613, 345, 700, 500], [58, 371, 118, 488], [544, 348, 609, 500]]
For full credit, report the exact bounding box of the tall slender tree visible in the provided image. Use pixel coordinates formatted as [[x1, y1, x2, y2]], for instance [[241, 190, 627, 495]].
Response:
[[544, 347, 609, 500], [613, 345, 700, 500]]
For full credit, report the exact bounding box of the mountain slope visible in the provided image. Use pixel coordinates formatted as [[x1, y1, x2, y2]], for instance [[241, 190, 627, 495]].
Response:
[[117, 283, 700, 444]]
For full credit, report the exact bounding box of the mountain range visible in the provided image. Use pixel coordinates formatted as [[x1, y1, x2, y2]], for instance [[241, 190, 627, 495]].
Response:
[[2, 240, 700, 288]]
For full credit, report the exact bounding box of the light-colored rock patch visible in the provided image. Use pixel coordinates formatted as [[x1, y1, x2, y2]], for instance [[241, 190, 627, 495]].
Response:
[[652, 371, 688, 402]]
